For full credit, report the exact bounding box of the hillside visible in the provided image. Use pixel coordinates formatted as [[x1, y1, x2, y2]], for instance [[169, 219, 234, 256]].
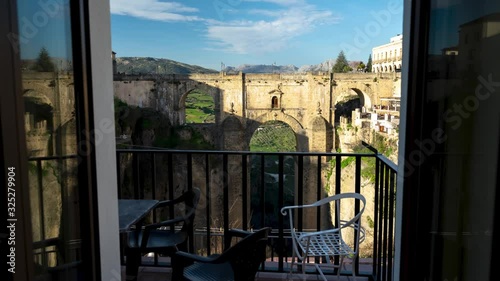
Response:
[[224, 64, 298, 74], [116, 57, 218, 75], [223, 59, 366, 74]]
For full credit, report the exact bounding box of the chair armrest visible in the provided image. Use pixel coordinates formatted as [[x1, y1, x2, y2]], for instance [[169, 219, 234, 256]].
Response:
[[224, 229, 252, 250], [175, 251, 219, 263], [143, 216, 187, 231], [138, 215, 190, 248], [281, 203, 329, 217], [297, 228, 341, 239], [227, 229, 252, 239], [154, 199, 174, 209], [155, 188, 200, 209]]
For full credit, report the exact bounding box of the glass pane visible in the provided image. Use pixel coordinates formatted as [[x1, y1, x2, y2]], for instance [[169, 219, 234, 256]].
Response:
[[17, 1, 83, 279], [424, 1, 500, 279]]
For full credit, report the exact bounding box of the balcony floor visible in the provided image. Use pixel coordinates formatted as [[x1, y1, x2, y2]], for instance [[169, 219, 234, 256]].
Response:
[[121, 261, 372, 281]]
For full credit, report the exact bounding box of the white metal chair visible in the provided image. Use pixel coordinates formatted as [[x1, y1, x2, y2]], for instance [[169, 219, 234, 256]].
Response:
[[281, 193, 366, 281]]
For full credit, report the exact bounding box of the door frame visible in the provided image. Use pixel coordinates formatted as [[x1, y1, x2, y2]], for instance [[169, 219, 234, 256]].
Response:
[[0, 0, 101, 280]]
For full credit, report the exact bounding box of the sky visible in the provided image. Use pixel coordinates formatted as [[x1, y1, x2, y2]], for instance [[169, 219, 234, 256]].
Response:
[[110, 0, 404, 70]]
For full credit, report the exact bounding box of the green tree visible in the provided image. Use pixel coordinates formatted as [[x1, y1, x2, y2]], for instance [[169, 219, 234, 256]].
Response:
[[33, 47, 55, 72], [357, 62, 366, 71], [366, 54, 372, 72], [332, 51, 352, 73]]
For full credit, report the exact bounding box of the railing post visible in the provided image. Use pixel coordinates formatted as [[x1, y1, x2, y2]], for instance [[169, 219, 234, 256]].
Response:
[[382, 165, 390, 281], [354, 155, 361, 275], [373, 157, 380, 280], [387, 170, 396, 281], [316, 156, 322, 265], [132, 153, 140, 199], [205, 153, 211, 256], [298, 155, 304, 231], [167, 153, 174, 232], [278, 154, 284, 272], [334, 154, 342, 272], [242, 154, 248, 230], [223, 154, 229, 245], [259, 155, 265, 228], [377, 158, 385, 281], [187, 153, 194, 253], [36, 159, 47, 267]]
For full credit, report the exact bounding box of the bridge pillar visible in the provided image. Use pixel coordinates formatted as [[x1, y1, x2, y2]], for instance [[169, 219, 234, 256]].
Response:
[[299, 113, 335, 229], [222, 115, 246, 150]]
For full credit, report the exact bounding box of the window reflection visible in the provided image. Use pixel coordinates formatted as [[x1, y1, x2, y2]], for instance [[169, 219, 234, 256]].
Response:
[[17, 0, 82, 279], [425, 1, 500, 280]]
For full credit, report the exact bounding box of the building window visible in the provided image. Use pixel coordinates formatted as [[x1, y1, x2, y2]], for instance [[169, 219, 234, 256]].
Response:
[[272, 96, 279, 108]]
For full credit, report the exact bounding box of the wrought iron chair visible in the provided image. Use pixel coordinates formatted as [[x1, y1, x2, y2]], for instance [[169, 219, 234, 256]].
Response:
[[281, 193, 366, 281], [172, 227, 271, 281], [125, 188, 201, 281]]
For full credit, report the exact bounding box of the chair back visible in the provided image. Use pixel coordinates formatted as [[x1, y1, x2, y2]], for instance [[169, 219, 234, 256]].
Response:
[[176, 188, 201, 232], [281, 193, 366, 255], [224, 227, 270, 281], [333, 193, 366, 253]]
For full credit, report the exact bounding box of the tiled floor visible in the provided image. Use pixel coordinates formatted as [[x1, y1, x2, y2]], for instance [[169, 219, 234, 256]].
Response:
[[121, 265, 370, 281]]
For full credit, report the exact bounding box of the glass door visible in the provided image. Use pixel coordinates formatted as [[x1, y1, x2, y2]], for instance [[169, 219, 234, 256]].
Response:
[[1, 1, 99, 280], [401, 0, 500, 280]]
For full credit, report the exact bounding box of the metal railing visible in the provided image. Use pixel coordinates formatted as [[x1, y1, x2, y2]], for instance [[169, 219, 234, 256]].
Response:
[[28, 155, 83, 275], [116, 142, 398, 281]]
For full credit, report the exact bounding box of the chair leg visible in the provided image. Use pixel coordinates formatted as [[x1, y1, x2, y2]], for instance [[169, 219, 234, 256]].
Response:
[[125, 248, 141, 281], [350, 256, 358, 281], [337, 256, 345, 280], [290, 248, 296, 274], [301, 257, 306, 275]]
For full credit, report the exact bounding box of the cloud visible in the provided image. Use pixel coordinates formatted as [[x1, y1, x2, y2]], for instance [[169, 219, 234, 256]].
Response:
[[206, 5, 339, 54], [243, 0, 306, 6], [110, 0, 201, 22], [247, 9, 283, 17], [110, 0, 339, 55]]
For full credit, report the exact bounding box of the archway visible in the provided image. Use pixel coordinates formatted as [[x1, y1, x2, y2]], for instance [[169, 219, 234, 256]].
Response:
[[334, 88, 372, 124], [249, 120, 296, 230], [249, 120, 297, 152], [180, 89, 215, 124]]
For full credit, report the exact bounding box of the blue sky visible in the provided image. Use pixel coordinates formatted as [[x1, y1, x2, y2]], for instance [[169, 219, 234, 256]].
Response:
[[110, 0, 404, 70]]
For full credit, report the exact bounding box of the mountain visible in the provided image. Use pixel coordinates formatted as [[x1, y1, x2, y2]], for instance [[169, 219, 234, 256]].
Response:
[[115, 57, 218, 75], [297, 59, 336, 73], [223, 59, 363, 74], [224, 64, 298, 74]]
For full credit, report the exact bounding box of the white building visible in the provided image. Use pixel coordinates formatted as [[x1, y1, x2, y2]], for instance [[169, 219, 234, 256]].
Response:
[[372, 34, 403, 73]]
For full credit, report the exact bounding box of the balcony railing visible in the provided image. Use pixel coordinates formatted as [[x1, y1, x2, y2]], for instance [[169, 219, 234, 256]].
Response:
[[116, 142, 398, 281]]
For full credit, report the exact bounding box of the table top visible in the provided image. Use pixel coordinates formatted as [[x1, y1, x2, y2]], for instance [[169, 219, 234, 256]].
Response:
[[118, 199, 159, 232]]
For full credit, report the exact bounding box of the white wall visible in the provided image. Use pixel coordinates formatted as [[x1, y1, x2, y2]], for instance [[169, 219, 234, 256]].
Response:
[[393, 0, 412, 280], [88, 0, 121, 280]]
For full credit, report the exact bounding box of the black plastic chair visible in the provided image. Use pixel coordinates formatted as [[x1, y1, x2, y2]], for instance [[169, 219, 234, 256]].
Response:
[[125, 188, 201, 281], [172, 227, 271, 281]]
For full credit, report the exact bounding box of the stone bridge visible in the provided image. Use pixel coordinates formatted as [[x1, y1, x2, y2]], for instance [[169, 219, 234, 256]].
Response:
[[114, 72, 400, 152]]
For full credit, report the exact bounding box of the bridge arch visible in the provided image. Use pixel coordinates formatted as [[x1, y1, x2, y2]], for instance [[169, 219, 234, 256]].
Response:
[[246, 111, 307, 151], [334, 88, 373, 110], [350, 88, 372, 109], [178, 85, 220, 124], [251, 112, 304, 135]]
